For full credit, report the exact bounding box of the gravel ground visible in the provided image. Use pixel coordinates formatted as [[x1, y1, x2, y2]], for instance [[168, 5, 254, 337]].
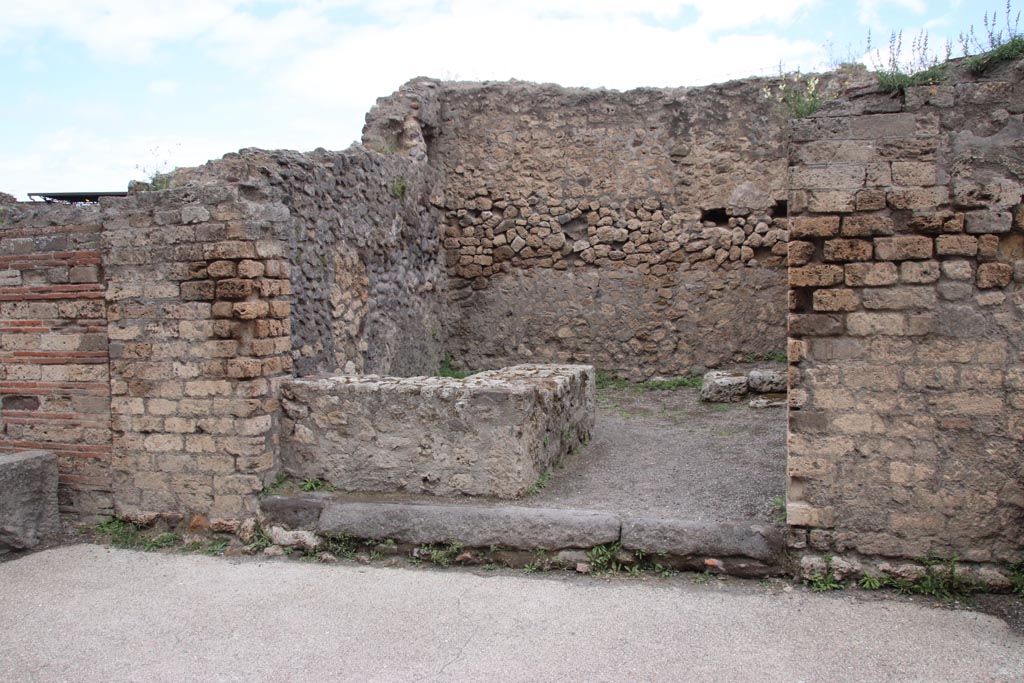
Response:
[[527, 385, 787, 521], [1, 545, 1021, 683]]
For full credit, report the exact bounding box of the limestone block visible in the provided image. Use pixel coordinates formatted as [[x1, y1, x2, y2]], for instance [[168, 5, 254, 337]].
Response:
[[750, 393, 787, 408], [318, 502, 619, 550], [700, 371, 749, 402], [748, 369, 787, 393], [279, 364, 595, 498], [0, 451, 60, 552]]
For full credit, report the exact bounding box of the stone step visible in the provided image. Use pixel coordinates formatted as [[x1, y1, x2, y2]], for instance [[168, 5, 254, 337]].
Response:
[[260, 494, 785, 576]]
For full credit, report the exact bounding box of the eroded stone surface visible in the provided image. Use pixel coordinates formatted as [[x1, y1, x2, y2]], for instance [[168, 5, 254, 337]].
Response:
[[280, 364, 594, 498], [620, 517, 784, 565], [0, 451, 60, 552], [318, 501, 620, 550], [748, 369, 787, 393], [700, 371, 749, 402]]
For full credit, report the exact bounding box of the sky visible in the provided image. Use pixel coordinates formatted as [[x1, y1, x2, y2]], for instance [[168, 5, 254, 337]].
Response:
[[0, 0, 1008, 199]]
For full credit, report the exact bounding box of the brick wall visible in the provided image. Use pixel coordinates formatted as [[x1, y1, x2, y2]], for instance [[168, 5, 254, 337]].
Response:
[[0, 204, 112, 521], [786, 65, 1024, 563], [103, 185, 292, 522]]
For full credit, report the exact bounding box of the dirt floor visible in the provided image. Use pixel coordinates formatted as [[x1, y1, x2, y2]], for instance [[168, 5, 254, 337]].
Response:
[[523, 384, 787, 522]]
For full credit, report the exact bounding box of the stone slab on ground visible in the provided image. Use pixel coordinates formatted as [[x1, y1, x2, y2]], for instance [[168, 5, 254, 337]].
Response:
[[700, 370, 750, 402], [318, 501, 620, 550], [747, 369, 787, 393], [0, 450, 60, 552], [279, 364, 594, 498]]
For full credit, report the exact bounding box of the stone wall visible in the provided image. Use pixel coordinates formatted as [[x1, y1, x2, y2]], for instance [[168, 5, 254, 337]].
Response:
[[279, 364, 594, 498], [176, 147, 448, 379], [365, 78, 794, 379], [786, 61, 1024, 563], [0, 204, 112, 521]]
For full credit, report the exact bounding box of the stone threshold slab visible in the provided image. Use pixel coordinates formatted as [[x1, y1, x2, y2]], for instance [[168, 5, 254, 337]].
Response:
[[261, 495, 785, 575]]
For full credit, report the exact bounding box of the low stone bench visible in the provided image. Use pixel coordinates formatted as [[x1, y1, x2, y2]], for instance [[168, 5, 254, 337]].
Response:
[[0, 450, 60, 553], [279, 364, 595, 498]]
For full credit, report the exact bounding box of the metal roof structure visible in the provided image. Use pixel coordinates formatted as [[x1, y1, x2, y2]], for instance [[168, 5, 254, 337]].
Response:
[[27, 191, 128, 204]]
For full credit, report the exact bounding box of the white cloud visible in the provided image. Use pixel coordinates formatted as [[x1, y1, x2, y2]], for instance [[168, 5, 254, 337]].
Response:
[[1, 0, 831, 199], [147, 80, 180, 96], [858, 0, 927, 30]]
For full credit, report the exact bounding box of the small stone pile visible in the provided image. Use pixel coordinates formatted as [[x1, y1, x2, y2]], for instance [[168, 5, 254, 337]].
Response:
[[700, 368, 786, 407]]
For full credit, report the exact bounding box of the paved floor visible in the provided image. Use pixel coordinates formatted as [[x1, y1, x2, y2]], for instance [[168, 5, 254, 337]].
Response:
[[2, 545, 1021, 683]]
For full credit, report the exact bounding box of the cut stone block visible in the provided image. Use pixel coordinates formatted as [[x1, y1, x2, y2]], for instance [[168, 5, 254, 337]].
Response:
[[748, 369, 787, 393], [620, 517, 784, 565], [0, 450, 60, 552], [318, 502, 620, 550], [700, 370, 749, 402], [279, 364, 595, 498], [750, 393, 787, 409]]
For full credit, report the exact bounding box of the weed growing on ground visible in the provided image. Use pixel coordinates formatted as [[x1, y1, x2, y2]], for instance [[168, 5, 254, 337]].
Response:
[[247, 523, 273, 552], [96, 518, 184, 552], [805, 555, 845, 592], [205, 539, 230, 556], [261, 472, 291, 496], [595, 371, 631, 390], [300, 477, 335, 492], [1009, 564, 1024, 598], [524, 471, 552, 496], [694, 570, 714, 585], [858, 573, 884, 590], [145, 532, 181, 551], [323, 534, 360, 560], [770, 495, 787, 525], [437, 356, 472, 379], [424, 541, 464, 567], [596, 371, 702, 392], [96, 518, 145, 549], [390, 177, 408, 199], [913, 554, 977, 600], [586, 542, 624, 574]]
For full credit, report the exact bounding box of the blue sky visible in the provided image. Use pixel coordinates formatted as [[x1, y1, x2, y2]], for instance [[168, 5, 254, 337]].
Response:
[[0, 0, 1006, 199]]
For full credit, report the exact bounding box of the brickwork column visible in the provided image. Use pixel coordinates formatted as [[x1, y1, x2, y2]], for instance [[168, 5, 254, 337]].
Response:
[[103, 185, 292, 523]]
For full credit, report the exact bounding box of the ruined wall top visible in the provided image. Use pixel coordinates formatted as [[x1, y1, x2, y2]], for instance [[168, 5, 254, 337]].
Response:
[[364, 75, 803, 216]]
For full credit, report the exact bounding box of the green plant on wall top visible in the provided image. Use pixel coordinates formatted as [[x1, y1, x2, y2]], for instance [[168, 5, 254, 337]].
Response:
[[868, 28, 950, 93], [134, 144, 180, 192], [762, 70, 830, 118], [961, 1, 1024, 74], [869, 1, 1024, 92]]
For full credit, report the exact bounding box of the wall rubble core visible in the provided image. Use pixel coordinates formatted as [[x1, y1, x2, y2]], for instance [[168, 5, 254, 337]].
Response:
[[0, 61, 1020, 568], [280, 364, 594, 498]]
